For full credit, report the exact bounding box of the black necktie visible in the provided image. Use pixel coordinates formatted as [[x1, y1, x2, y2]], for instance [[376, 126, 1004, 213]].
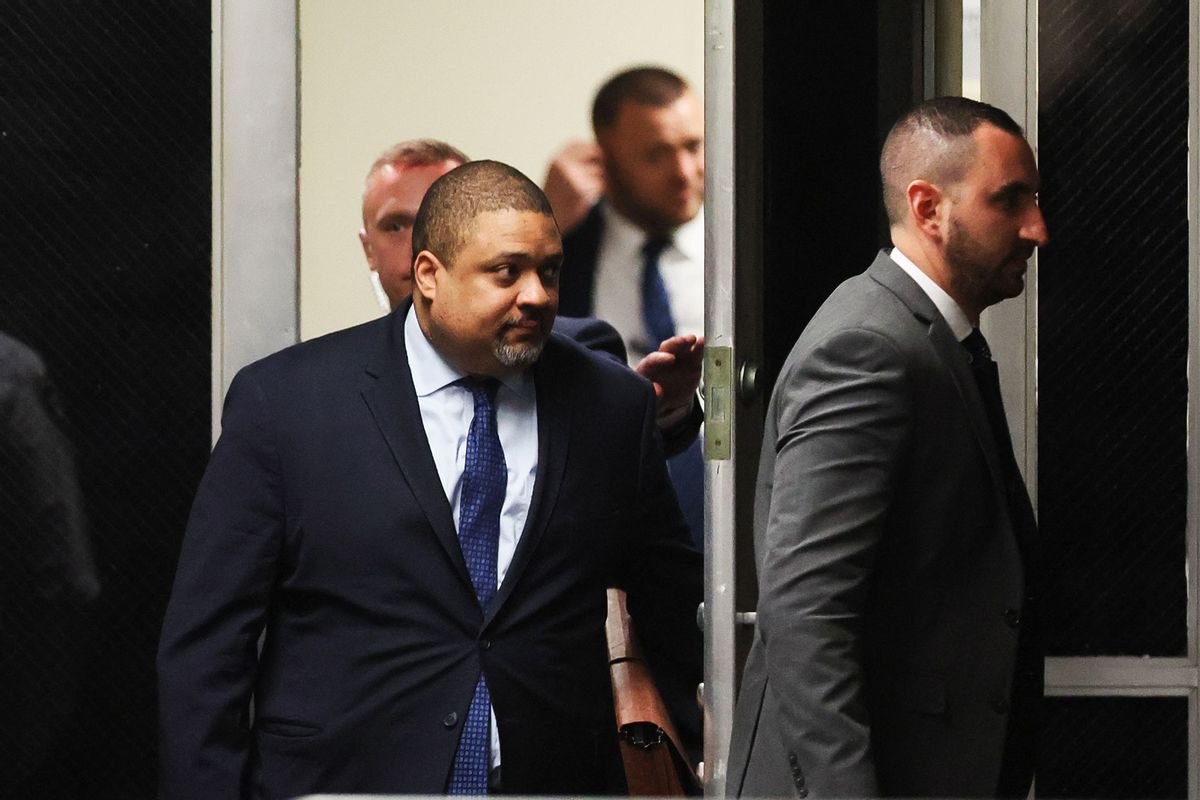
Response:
[[961, 327, 1039, 583], [961, 328, 1039, 557], [961, 328, 1012, 448]]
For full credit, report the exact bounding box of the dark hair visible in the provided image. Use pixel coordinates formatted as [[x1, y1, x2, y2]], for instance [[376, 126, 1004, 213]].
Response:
[[591, 66, 689, 132], [880, 96, 1024, 224], [364, 139, 469, 183], [411, 160, 554, 265]]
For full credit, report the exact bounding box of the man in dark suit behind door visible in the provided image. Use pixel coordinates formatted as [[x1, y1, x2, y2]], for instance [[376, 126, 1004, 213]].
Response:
[[157, 160, 702, 798], [727, 97, 1048, 798]]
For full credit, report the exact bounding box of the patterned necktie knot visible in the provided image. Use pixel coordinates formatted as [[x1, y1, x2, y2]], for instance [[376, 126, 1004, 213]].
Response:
[[962, 328, 993, 364], [459, 376, 501, 407]]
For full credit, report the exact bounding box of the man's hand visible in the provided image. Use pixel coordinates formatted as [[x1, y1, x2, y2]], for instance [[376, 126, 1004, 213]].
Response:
[[635, 335, 704, 424], [543, 140, 605, 233]]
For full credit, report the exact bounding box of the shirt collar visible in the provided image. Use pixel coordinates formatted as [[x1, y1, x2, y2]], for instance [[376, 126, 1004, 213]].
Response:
[[600, 201, 704, 262], [403, 305, 535, 399], [889, 246, 974, 341]]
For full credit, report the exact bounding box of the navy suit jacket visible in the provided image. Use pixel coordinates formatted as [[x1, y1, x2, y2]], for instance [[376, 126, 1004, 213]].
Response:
[[558, 204, 606, 319], [157, 303, 702, 799], [553, 315, 626, 362], [557, 236, 703, 460]]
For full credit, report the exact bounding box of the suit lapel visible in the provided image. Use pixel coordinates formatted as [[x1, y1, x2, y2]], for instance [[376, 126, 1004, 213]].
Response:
[[868, 251, 1009, 494], [360, 301, 473, 592], [484, 340, 571, 628]]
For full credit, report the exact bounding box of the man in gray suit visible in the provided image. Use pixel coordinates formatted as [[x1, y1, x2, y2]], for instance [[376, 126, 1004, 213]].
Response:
[[727, 97, 1049, 798]]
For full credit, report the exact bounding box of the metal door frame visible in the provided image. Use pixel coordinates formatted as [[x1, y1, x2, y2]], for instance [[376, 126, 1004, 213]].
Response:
[[210, 0, 300, 441], [703, 1, 739, 793]]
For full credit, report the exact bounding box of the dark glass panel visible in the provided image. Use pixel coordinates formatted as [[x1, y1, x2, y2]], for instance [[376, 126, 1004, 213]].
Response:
[[1037, 0, 1188, 656], [0, 2, 211, 796], [1040, 696, 1188, 799]]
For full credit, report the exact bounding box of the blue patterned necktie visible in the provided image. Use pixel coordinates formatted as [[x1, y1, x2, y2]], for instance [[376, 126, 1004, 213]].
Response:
[[448, 376, 506, 795], [641, 235, 676, 349]]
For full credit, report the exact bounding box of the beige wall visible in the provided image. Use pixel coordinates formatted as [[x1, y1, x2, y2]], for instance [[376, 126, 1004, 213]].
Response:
[[298, 0, 704, 339]]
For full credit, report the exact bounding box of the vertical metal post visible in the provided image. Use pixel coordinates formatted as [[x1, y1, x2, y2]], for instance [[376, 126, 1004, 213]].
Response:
[[978, 0, 1034, 484], [704, 0, 738, 794], [1187, 0, 1200, 793], [211, 0, 300, 439]]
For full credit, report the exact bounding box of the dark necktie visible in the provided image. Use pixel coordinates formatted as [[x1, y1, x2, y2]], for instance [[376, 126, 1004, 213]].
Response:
[[448, 377, 505, 795], [961, 329, 1012, 447], [641, 235, 676, 349], [960, 328, 1038, 558], [961, 329, 1041, 798]]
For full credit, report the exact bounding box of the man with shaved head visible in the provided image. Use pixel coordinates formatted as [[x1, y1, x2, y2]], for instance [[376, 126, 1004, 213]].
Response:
[[158, 160, 702, 798], [728, 97, 1048, 798]]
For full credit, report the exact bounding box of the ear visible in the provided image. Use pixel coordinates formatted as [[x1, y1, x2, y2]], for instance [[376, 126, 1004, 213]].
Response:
[[412, 250, 443, 301], [906, 179, 945, 238], [358, 229, 376, 269]]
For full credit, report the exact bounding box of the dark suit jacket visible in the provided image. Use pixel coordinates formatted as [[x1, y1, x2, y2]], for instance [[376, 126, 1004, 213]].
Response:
[[558, 204, 606, 320], [726, 252, 1039, 798], [555, 315, 701, 460], [558, 211, 704, 461], [553, 315, 625, 362], [157, 303, 702, 799]]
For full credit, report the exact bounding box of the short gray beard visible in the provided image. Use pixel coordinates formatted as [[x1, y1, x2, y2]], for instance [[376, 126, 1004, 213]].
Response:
[[495, 340, 544, 369]]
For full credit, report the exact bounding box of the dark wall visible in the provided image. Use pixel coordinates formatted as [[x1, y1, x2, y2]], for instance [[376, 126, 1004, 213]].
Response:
[[0, 2, 211, 796], [759, 1, 922, 389], [728, 0, 925, 678], [1037, 0, 1189, 660]]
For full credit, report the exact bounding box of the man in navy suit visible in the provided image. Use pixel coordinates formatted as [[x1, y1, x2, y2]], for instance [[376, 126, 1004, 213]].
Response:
[[554, 67, 707, 549], [556, 66, 704, 363], [157, 160, 702, 798]]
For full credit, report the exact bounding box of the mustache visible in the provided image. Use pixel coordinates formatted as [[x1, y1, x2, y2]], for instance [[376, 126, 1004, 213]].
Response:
[[499, 311, 550, 331]]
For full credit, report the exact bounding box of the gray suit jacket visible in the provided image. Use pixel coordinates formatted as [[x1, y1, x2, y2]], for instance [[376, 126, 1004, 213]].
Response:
[[726, 251, 1035, 798]]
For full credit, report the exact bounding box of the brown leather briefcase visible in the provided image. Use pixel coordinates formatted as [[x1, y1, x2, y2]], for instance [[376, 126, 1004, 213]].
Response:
[[605, 588, 702, 796]]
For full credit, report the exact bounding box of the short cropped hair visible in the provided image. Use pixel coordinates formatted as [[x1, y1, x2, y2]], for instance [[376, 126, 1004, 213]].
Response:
[[592, 66, 689, 133], [880, 97, 1024, 225], [412, 160, 554, 265], [364, 139, 469, 183]]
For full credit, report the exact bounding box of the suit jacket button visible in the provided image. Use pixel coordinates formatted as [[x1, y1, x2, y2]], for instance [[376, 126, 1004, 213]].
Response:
[[443, 712, 458, 728], [480, 639, 492, 651], [788, 753, 798, 766], [1004, 608, 1021, 628], [797, 789, 809, 798]]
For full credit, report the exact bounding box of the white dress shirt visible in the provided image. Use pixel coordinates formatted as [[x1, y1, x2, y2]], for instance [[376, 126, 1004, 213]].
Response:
[[890, 246, 974, 341], [404, 306, 539, 770], [591, 203, 705, 363]]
